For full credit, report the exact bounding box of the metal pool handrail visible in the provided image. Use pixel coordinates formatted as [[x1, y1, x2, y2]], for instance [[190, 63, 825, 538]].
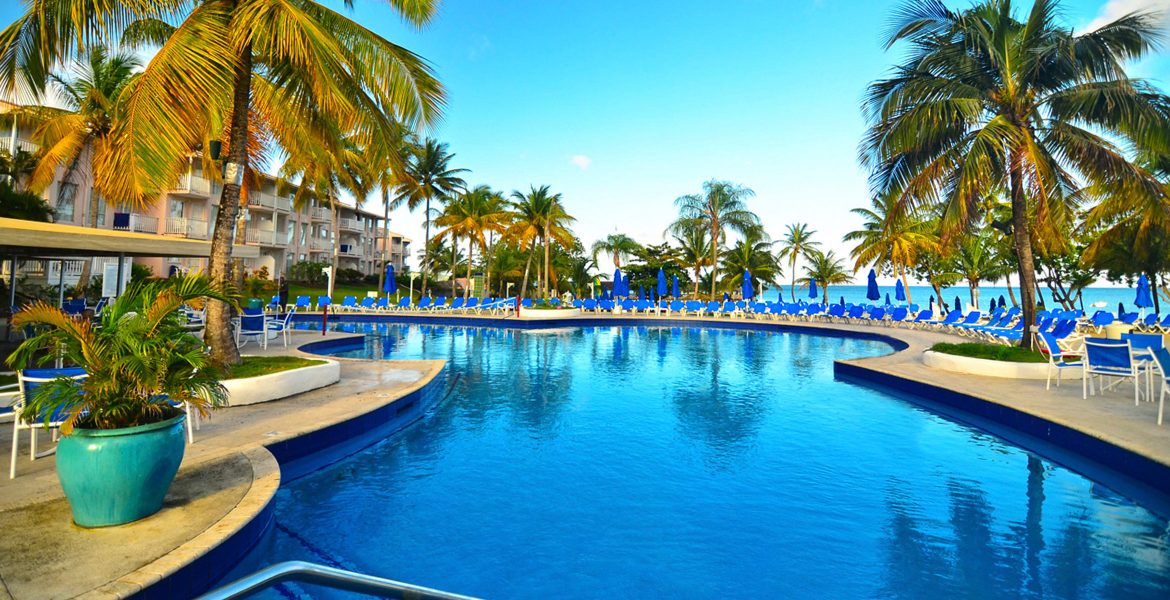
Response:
[[195, 561, 481, 600]]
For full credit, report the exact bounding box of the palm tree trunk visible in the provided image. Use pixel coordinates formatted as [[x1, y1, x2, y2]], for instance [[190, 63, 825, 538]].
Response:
[[900, 267, 913, 304], [790, 256, 797, 302], [543, 234, 551, 299], [709, 221, 719, 298], [421, 195, 431, 295], [329, 199, 339, 299], [519, 239, 537, 303], [1009, 151, 1038, 351], [1006, 271, 1019, 307], [205, 45, 252, 366], [693, 267, 701, 296], [378, 188, 389, 294], [465, 239, 474, 299], [451, 232, 457, 296]]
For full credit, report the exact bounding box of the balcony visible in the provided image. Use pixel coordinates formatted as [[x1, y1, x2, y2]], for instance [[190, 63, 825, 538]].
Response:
[[309, 239, 330, 252], [337, 243, 362, 256], [170, 170, 213, 198], [338, 217, 362, 232], [245, 228, 280, 246], [112, 213, 159, 234], [251, 192, 290, 212], [164, 216, 209, 240], [310, 207, 331, 221]]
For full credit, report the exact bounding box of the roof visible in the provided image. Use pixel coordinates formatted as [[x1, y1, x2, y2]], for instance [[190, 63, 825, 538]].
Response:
[[0, 217, 259, 259]]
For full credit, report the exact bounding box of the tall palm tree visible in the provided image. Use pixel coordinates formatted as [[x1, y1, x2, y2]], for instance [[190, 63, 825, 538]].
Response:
[[393, 138, 468, 296], [955, 233, 1011, 309], [507, 185, 574, 300], [862, 0, 1169, 348], [844, 193, 937, 304], [801, 249, 852, 305], [364, 127, 416, 295], [672, 224, 712, 297], [431, 185, 510, 298], [590, 233, 642, 269], [1, 0, 445, 365], [668, 180, 760, 297], [776, 223, 820, 301], [718, 228, 781, 296]]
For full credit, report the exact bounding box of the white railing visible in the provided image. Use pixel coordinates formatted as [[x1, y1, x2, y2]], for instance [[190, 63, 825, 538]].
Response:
[[338, 217, 361, 231], [251, 193, 290, 212], [171, 170, 212, 197], [310, 207, 331, 221], [165, 216, 209, 239], [246, 228, 278, 245], [113, 213, 159, 234], [309, 239, 330, 252]]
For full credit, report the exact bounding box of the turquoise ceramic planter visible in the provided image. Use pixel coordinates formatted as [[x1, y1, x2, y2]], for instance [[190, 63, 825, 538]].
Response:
[[56, 414, 186, 528]]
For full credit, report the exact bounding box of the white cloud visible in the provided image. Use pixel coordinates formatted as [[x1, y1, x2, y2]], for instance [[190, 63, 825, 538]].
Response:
[[1084, 0, 1170, 32], [570, 154, 592, 170]]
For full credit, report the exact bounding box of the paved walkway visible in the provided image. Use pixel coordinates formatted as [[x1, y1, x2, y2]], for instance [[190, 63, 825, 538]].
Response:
[[1, 316, 1168, 599]]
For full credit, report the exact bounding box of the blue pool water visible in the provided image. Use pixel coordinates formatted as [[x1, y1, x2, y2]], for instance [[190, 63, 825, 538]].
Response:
[[233, 322, 1170, 599]]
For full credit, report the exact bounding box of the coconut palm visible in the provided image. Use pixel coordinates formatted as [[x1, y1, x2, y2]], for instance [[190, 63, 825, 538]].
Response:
[[862, 0, 1170, 347], [718, 228, 781, 296], [365, 126, 416, 295], [507, 185, 575, 300], [393, 138, 468, 296], [955, 233, 1012, 309], [801, 249, 851, 304], [668, 180, 761, 297], [431, 185, 510, 298], [776, 223, 820, 301], [673, 224, 713, 297], [1, 0, 445, 365], [590, 233, 642, 269], [844, 193, 937, 304]]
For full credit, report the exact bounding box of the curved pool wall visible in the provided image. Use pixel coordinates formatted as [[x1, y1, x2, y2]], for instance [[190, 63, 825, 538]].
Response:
[[237, 315, 1170, 599]]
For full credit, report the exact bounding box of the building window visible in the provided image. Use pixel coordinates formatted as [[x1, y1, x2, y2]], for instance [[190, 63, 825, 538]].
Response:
[[56, 183, 77, 222], [94, 194, 107, 226]]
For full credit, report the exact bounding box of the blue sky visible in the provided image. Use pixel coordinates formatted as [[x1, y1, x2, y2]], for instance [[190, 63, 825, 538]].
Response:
[[342, 0, 1170, 279], [2, 0, 1168, 281]]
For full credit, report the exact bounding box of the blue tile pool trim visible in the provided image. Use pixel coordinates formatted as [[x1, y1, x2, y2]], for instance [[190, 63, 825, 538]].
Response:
[[835, 360, 1170, 514]]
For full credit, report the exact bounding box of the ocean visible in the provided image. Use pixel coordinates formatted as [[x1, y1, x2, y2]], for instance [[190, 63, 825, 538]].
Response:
[[761, 284, 1154, 313]]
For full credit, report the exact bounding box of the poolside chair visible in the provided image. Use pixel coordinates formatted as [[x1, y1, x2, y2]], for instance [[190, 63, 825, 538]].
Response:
[[1083, 338, 1143, 405], [267, 295, 281, 311], [10, 367, 86, 478], [447, 297, 466, 311], [1088, 311, 1114, 335], [621, 299, 636, 314], [907, 309, 934, 328], [635, 299, 652, 314], [599, 299, 615, 313], [521, 298, 534, 309], [704, 301, 721, 316], [669, 300, 684, 315], [1149, 348, 1170, 425], [583, 299, 598, 313], [338, 296, 358, 311], [1138, 313, 1159, 331], [267, 308, 296, 347], [290, 295, 311, 312], [888, 307, 909, 325], [416, 296, 433, 311], [866, 307, 886, 324], [236, 308, 268, 349], [316, 296, 332, 312], [431, 296, 448, 310], [359, 297, 376, 311], [719, 301, 738, 317], [385, 297, 405, 311], [683, 300, 702, 316], [1039, 331, 1082, 390], [1156, 314, 1170, 334], [806, 304, 825, 319], [464, 297, 480, 312], [946, 311, 982, 333], [932, 309, 963, 329], [1118, 312, 1140, 325]]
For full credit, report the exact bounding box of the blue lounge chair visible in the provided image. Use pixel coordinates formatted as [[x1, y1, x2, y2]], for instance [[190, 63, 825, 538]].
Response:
[[316, 296, 332, 311], [376, 297, 392, 311], [684, 300, 703, 316], [704, 301, 721, 316], [889, 306, 908, 325], [908, 309, 933, 327], [447, 297, 466, 311], [338, 296, 358, 311], [669, 300, 684, 314], [599, 299, 615, 312], [464, 297, 479, 312], [583, 299, 598, 312], [431, 296, 448, 310], [10, 367, 87, 478], [1088, 311, 1114, 334], [1083, 338, 1143, 404], [521, 298, 534, 309], [236, 308, 268, 349], [416, 296, 433, 311], [359, 297, 375, 311], [1119, 312, 1139, 325], [1150, 349, 1170, 425], [290, 295, 311, 312]]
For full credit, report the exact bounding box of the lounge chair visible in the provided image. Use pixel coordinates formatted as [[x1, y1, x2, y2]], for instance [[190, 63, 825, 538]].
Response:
[[290, 295, 311, 312], [1119, 312, 1140, 325], [1087, 311, 1114, 335], [583, 299, 598, 313], [907, 309, 933, 327], [236, 308, 268, 349], [338, 296, 358, 311], [1083, 338, 1143, 404], [416, 296, 433, 311], [359, 297, 376, 311], [10, 367, 86, 478], [463, 297, 480, 312], [669, 300, 684, 314], [684, 300, 703, 316], [888, 306, 908, 325], [1149, 348, 1169, 425], [446, 297, 466, 311], [387, 297, 408, 311], [267, 308, 296, 347], [704, 301, 721, 316], [431, 296, 448, 310], [946, 311, 982, 333], [1039, 331, 1082, 390], [316, 296, 332, 311]]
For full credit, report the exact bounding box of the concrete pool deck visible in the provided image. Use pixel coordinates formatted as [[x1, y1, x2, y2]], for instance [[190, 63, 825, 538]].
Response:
[[1, 314, 1168, 598]]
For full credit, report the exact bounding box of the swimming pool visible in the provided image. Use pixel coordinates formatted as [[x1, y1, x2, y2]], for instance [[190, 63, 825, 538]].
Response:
[[230, 321, 1170, 598]]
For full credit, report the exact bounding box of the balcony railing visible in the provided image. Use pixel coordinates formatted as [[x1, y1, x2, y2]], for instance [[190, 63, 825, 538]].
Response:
[[309, 239, 330, 252], [310, 207, 331, 221], [245, 228, 279, 246], [165, 216, 209, 239], [170, 170, 212, 197], [112, 213, 159, 234], [251, 193, 290, 212], [337, 244, 361, 256], [338, 217, 362, 231]]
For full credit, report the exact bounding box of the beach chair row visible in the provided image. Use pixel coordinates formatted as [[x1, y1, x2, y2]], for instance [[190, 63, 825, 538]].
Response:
[[282, 294, 518, 315]]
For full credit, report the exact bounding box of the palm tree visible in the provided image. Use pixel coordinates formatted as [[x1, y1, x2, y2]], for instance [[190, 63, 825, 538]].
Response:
[[507, 185, 575, 300], [776, 223, 820, 302], [673, 224, 712, 297], [801, 249, 851, 304], [718, 228, 781, 296], [862, 0, 1169, 348], [844, 194, 937, 304], [1, 0, 445, 365], [668, 180, 761, 297], [393, 138, 468, 296], [364, 127, 416, 295], [431, 185, 509, 298], [590, 233, 642, 269], [955, 233, 1011, 309]]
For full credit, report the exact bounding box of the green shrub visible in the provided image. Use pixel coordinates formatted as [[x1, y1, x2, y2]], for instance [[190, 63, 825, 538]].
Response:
[[930, 342, 1047, 363]]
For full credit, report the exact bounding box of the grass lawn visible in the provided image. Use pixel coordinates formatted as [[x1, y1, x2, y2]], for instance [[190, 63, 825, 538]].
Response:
[[286, 284, 417, 305], [0, 373, 15, 387], [930, 342, 1047, 363], [227, 356, 326, 379]]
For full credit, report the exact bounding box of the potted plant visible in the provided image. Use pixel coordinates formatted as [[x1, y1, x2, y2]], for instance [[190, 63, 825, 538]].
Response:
[[6, 274, 234, 527]]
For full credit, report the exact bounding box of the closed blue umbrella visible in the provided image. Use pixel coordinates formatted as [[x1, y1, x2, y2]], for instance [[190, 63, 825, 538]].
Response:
[[672, 275, 680, 298], [866, 269, 880, 301], [998, 295, 1006, 309], [742, 269, 753, 300], [885, 292, 891, 306], [638, 285, 645, 301], [613, 268, 623, 297], [955, 295, 962, 312], [657, 268, 668, 298], [895, 279, 906, 302], [839, 296, 845, 306], [1135, 274, 1153, 311], [724, 291, 730, 302], [383, 264, 397, 296], [808, 279, 818, 299]]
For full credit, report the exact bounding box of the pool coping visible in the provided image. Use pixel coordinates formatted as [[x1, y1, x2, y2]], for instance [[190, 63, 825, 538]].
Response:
[[133, 312, 1170, 597]]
